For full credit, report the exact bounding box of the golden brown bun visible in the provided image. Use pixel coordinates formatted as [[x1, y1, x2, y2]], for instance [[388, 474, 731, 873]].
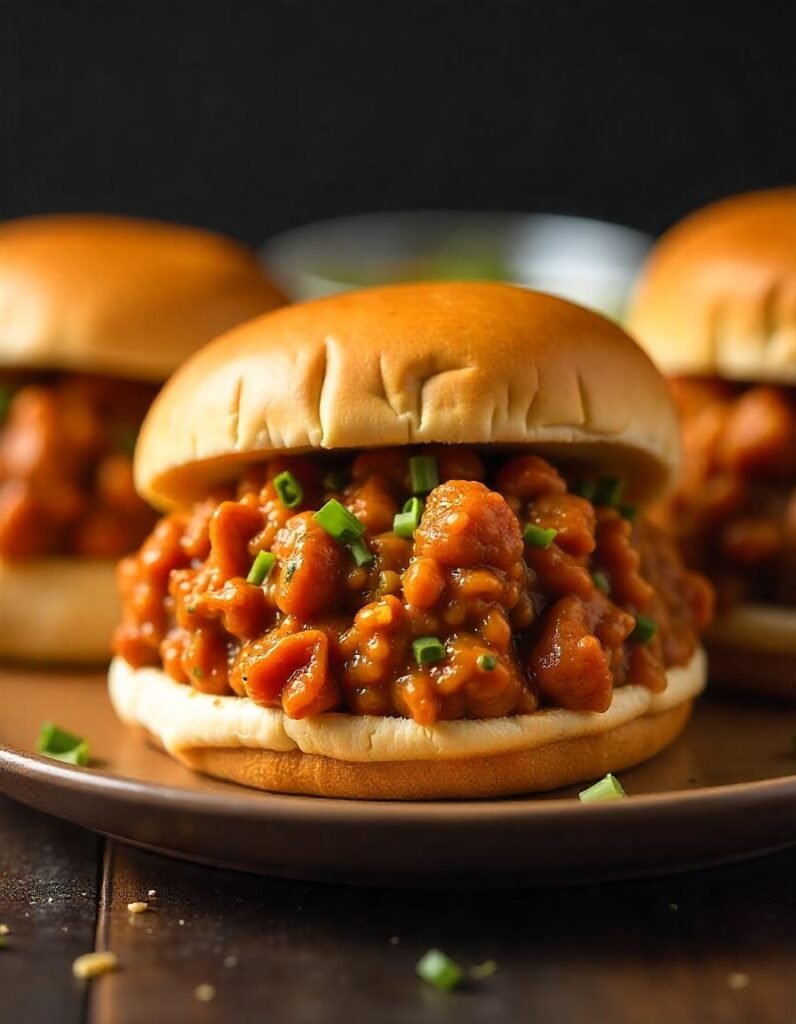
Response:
[[0, 215, 285, 381], [0, 557, 117, 662], [134, 282, 680, 509], [706, 604, 796, 702], [108, 649, 705, 799], [627, 188, 796, 382]]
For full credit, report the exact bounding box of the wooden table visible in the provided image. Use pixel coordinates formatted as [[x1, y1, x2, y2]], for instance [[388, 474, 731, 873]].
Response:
[[0, 794, 792, 1024]]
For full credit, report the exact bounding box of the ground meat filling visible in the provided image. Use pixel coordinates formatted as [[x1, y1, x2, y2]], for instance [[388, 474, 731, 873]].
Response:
[[114, 449, 713, 725], [666, 378, 796, 608], [0, 372, 158, 559]]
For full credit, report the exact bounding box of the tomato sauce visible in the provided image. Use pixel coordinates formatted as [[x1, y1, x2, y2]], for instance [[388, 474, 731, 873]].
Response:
[[114, 448, 713, 724], [0, 372, 158, 559], [663, 379, 796, 607]]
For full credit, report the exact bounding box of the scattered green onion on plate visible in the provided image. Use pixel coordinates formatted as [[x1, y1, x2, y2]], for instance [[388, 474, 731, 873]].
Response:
[[578, 773, 626, 802], [416, 948, 465, 992], [36, 722, 90, 766]]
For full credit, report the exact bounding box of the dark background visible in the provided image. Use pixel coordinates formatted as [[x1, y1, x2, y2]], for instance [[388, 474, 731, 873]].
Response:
[[1, 0, 794, 245]]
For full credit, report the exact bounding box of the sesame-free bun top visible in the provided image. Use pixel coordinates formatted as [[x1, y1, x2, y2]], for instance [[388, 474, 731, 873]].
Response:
[[627, 188, 796, 383], [135, 282, 680, 510], [0, 215, 284, 381]]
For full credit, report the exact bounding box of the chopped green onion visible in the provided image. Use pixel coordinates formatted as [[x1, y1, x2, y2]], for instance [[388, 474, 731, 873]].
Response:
[[618, 502, 637, 521], [523, 523, 557, 548], [0, 385, 14, 422], [273, 471, 303, 509], [323, 470, 346, 491], [468, 960, 498, 980], [631, 614, 658, 644], [571, 479, 597, 502], [247, 550, 276, 585], [112, 424, 138, 457], [36, 722, 89, 767], [416, 949, 464, 992], [412, 636, 446, 666], [591, 570, 611, 594], [313, 499, 366, 544], [594, 477, 624, 508], [393, 497, 424, 538], [193, 666, 205, 679], [476, 653, 497, 672], [410, 455, 439, 495], [578, 773, 626, 802], [349, 537, 374, 567]]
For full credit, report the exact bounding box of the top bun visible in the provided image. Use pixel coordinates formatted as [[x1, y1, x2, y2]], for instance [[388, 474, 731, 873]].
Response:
[[0, 215, 285, 381], [135, 283, 679, 510], [627, 188, 796, 383]]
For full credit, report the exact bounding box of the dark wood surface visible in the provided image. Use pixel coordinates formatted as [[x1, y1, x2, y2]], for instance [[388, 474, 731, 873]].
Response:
[[0, 795, 793, 1024]]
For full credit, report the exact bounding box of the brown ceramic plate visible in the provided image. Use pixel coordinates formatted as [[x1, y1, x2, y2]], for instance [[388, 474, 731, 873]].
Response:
[[0, 667, 793, 885]]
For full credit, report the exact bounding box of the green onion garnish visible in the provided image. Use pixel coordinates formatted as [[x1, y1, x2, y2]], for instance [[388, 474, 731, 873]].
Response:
[[594, 477, 624, 508], [193, 666, 204, 679], [468, 960, 498, 980], [36, 722, 89, 766], [476, 653, 497, 672], [571, 479, 597, 502], [349, 537, 374, 567], [410, 455, 439, 495], [323, 470, 346, 491], [416, 949, 464, 992], [592, 570, 611, 594], [393, 497, 424, 538], [412, 636, 446, 666], [578, 773, 626, 802], [523, 524, 557, 548], [618, 502, 637, 521], [0, 386, 14, 422], [273, 471, 303, 509], [313, 499, 366, 544], [630, 614, 658, 645], [112, 424, 138, 457], [247, 550, 276, 585]]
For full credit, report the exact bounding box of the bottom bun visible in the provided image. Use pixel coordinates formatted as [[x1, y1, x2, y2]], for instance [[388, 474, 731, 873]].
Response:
[[706, 604, 796, 702], [109, 649, 705, 799], [0, 557, 118, 663]]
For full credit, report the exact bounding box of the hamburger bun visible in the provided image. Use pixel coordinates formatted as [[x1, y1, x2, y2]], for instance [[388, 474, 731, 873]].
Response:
[[134, 282, 680, 509], [627, 192, 796, 700], [112, 284, 706, 797], [0, 214, 285, 381], [626, 188, 796, 382], [704, 606, 796, 702], [0, 558, 118, 663], [109, 649, 706, 799]]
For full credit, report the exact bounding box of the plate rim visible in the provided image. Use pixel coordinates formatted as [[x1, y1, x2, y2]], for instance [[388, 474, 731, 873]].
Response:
[[2, 739, 795, 825]]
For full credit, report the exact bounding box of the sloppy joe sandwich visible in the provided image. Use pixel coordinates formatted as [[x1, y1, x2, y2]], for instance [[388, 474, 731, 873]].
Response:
[[627, 189, 796, 699], [0, 214, 284, 662], [110, 282, 713, 799]]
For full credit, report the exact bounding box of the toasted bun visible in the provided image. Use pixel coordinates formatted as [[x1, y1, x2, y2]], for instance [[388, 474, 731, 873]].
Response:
[[108, 648, 705, 799], [0, 557, 117, 662], [627, 188, 796, 382], [705, 604, 796, 702], [134, 282, 680, 509], [0, 215, 284, 381]]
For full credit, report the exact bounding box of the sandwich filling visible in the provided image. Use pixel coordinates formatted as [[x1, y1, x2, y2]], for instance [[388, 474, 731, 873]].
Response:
[[0, 371, 158, 560], [114, 448, 712, 725], [664, 379, 796, 608]]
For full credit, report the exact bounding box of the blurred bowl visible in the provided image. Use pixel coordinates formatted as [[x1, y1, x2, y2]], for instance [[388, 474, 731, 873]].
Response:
[[260, 211, 652, 319]]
